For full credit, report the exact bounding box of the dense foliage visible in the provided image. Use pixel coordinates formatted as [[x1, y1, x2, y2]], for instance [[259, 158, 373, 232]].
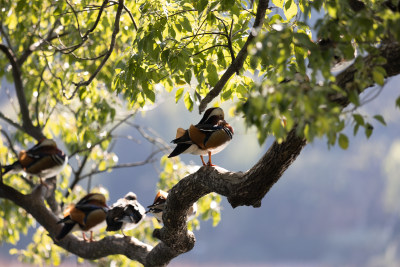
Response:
[[0, 0, 399, 266]]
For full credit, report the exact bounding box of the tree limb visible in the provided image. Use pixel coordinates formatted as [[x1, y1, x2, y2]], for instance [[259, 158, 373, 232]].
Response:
[[0, 182, 152, 265], [145, 39, 400, 266], [1, 40, 400, 265]]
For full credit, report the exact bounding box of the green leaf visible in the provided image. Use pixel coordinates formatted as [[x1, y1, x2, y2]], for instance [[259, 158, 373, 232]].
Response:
[[206, 64, 219, 86], [184, 91, 194, 111], [373, 114, 386, 126], [348, 90, 360, 106], [372, 67, 385, 86], [196, 0, 208, 13], [365, 123, 373, 139], [396, 96, 400, 109], [295, 46, 306, 73], [284, 0, 298, 21], [181, 17, 192, 32], [338, 133, 349, 149], [221, 88, 233, 101], [184, 70, 192, 84], [272, 0, 284, 8], [353, 123, 360, 136], [143, 87, 156, 103], [175, 87, 184, 103], [352, 114, 364, 126]]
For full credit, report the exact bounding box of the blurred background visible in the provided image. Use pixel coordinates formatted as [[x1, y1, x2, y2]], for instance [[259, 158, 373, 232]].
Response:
[[1, 73, 400, 266]]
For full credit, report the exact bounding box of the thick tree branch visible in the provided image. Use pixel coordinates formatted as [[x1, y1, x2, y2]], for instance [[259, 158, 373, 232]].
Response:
[[142, 128, 306, 265], [333, 40, 400, 105], [2, 35, 399, 264], [0, 182, 152, 264], [145, 39, 400, 266], [199, 0, 270, 113]]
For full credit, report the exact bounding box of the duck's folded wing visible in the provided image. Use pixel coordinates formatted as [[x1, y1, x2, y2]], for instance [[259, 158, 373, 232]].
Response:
[[24, 156, 60, 174], [171, 129, 192, 144], [188, 124, 207, 149], [68, 207, 86, 226], [190, 124, 228, 148], [84, 208, 107, 229], [203, 127, 232, 149]]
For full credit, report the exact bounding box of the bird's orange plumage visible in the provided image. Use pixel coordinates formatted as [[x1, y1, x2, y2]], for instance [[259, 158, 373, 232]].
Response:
[[175, 128, 186, 139], [18, 151, 33, 167], [188, 125, 207, 149]]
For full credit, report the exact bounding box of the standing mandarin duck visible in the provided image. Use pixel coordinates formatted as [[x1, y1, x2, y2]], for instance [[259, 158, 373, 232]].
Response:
[[106, 192, 146, 236], [56, 193, 109, 242], [168, 107, 234, 166], [146, 190, 197, 224], [2, 139, 68, 185]]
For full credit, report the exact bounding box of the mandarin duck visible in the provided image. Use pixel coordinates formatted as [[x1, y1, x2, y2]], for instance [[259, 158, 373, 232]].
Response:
[[106, 192, 146, 236], [56, 193, 108, 242], [168, 107, 234, 166], [313, 38, 357, 72], [2, 139, 68, 185], [146, 190, 197, 224]]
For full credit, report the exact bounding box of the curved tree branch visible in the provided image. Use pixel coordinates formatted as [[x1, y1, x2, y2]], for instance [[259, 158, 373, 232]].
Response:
[[0, 127, 306, 267], [1, 41, 399, 267], [0, 182, 152, 265], [146, 39, 400, 266]]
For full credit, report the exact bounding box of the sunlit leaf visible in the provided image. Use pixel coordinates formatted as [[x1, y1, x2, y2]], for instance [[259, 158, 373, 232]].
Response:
[[284, 0, 298, 21], [338, 133, 349, 149], [184, 91, 194, 111], [175, 87, 185, 103]]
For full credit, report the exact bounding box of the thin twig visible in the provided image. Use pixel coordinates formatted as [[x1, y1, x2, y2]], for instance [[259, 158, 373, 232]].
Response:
[[0, 129, 18, 158], [116, 1, 138, 31], [34, 67, 47, 128], [66, 0, 124, 100], [124, 122, 171, 152], [66, 0, 83, 38], [65, 155, 89, 198], [69, 112, 136, 157], [181, 10, 209, 50], [0, 44, 44, 140], [0, 23, 14, 52], [215, 16, 236, 63], [0, 112, 24, 132], [17, 19, 62, 66], [181, 31, 228, 40], [191, 44, 229, 57], [199, 0, 270, 113], [78, 149, 162, 181]]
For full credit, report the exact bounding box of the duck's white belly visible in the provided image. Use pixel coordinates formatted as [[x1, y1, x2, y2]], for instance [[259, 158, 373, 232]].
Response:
[[184, 140, 231, 156]]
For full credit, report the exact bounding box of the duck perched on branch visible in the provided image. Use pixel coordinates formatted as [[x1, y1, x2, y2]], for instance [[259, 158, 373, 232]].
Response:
[[168, 107, 234, 166]]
